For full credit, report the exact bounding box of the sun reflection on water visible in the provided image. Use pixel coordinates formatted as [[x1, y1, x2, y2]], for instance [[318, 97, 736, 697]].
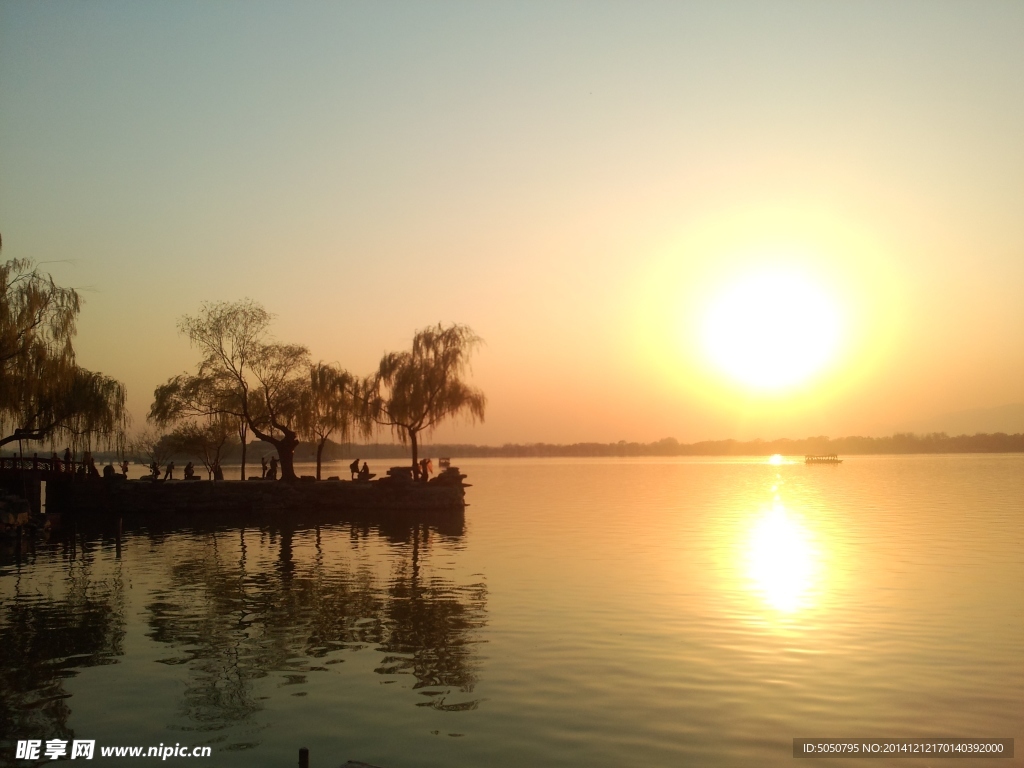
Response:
[[744, 502, 822, 614]]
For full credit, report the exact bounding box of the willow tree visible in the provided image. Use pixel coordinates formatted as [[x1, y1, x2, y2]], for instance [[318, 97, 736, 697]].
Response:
[[242, 341, 309, 480], [368, 323, 486, 477], [150, 369, 249, 478], [129, 428, 174, 470], [0, 250, 128, 451], [298, 364, 373, 480], [156, 300, 310, 481], [164, 420, 238, 479]]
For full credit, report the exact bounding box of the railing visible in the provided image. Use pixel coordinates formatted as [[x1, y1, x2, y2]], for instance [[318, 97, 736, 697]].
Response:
[[0, 456, 102, 475]]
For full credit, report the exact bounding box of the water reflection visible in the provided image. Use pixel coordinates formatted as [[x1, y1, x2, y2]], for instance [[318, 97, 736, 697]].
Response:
[[0, 515, 487, 749], [143, 520, 487, 735], [0, 541, 125, 747], [708, 471, 837, 628], [379, 529, 486, 708], [744, 502, 821, 613]]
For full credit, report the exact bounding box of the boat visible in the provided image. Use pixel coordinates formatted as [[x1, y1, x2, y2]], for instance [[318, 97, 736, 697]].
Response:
[[805, 454, 843, 464]]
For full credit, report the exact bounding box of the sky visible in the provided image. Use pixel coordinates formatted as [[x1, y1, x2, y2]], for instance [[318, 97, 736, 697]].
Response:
[[1, 1, 1022, 445]]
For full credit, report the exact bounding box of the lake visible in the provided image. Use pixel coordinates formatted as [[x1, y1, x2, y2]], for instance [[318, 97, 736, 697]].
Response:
[[2, 455, 1022, 767]]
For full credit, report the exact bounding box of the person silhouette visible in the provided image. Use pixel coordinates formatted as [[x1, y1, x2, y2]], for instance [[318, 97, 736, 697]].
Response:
[[261, 456, 269, 478], [163, 461, 174, 480], [349, 458, 360, 480], [267, 456, 278, 481]]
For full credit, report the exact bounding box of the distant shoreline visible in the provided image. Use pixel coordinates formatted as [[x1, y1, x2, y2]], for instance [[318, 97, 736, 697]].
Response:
[[323, 434, 1023, 459], [83, 432, 1024, 463]]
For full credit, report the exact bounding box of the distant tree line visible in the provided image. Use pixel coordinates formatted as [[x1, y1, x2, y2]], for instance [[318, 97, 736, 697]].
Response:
[[276, 431, 1024, 459], [407, 432, 1023, 457], [103, 431, 1022, 467]]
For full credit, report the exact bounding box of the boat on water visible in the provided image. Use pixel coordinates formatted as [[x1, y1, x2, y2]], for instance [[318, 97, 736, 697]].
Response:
[[805, 454, 843, 464]]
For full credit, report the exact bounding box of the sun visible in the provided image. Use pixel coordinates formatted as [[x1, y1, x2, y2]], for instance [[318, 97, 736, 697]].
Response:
[[701, 269, 843, 390]]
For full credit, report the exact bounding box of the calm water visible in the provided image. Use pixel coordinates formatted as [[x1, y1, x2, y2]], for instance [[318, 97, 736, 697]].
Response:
[[1, 455, 1022, 767]]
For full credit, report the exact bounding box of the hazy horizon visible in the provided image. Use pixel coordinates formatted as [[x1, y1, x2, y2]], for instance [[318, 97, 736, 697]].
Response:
[[2, 1, 1022, 445]]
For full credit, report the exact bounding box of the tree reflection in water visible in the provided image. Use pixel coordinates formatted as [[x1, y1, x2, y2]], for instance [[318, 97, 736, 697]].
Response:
[[143, 517, 487, 735], [0, 536, 126, 749], [380, 527, 487, 710]]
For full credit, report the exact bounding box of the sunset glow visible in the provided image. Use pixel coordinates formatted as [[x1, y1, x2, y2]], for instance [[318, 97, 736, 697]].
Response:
[[1, 2, 1021, 445]]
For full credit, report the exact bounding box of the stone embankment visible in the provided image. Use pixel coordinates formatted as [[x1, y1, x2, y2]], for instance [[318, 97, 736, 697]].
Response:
[[46, 467, 469, 519]]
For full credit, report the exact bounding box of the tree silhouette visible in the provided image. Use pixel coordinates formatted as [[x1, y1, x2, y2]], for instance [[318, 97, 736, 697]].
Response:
[[297, 363, 373, 480], [129, 427, 174, 470], [368, 324, 486, 477], [0, 252, 128, 451], [150, 368, 253, 478], [164, 420, 238, 479], [160, 300, 310, 481]]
